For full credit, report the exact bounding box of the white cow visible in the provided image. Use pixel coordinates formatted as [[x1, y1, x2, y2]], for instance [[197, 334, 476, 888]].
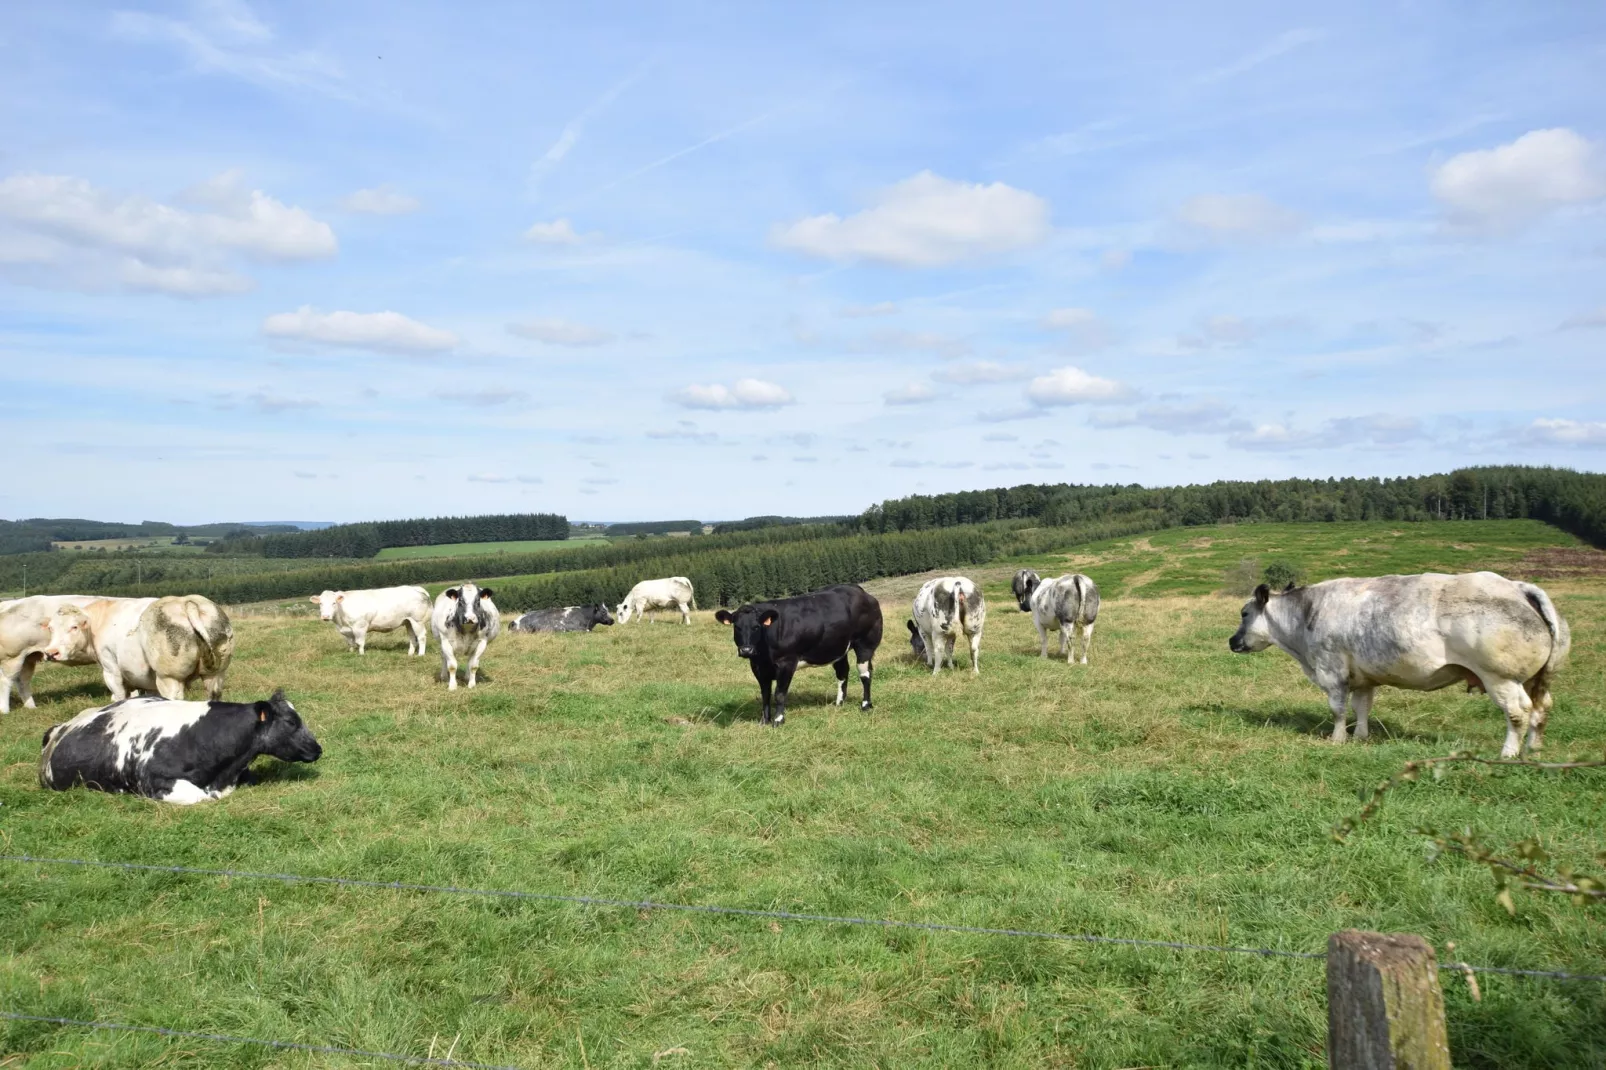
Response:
[[1230, 572, 1570, 757], [1026, 573, 1101, 664], [616, 576, 696, 624], [432, 583, 501, 689], [1, 599, 94, 713], [310, 586, 431, 655], [908, 576, 986, 675]]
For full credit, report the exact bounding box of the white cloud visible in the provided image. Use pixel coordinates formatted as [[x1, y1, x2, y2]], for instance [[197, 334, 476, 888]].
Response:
[[1043, 307, 1111, 350], [1561, 308, 1606, 330], [524, 218, 593, 245], [1431, 128, 1606, 228], [262, 306, 457, 353], [0, 171, 335, 296], [934, 361, 1030, 384], [434, 388, 529, 405], [1227, 413, 1424, 452], [673, 378, 795, 411], [507, 317, 614, 346], [647, 421, 719, 443], [468, 473, 541, 484], [981, 432, 1018, 442], [1520, 418, 1606, 448], [340, 185, 421, 215], [839, 301, 898, 318], [771, 171, 1051, 267], [1026, 366, 1133, 406], [1174, 193, 1302, 242], [1091, 399, 1248, 435], [884, 382, 938, 405]]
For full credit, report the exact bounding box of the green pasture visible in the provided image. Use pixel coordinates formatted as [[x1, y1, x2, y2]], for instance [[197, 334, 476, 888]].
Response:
[[3, 521, 1603, 1068], [376, 537, 609, 561]]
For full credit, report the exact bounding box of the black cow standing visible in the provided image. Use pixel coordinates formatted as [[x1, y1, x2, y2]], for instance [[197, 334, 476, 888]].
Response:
[[715, 584, 883, 725]]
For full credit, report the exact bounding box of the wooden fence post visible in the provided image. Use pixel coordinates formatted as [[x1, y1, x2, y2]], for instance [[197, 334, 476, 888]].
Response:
[[1327, 930, 1450, 1069]]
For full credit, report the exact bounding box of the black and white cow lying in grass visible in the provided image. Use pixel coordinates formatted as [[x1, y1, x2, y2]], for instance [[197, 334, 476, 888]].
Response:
[[39, 689, 321, 804], [1229, 572, 1570, 756], [508, 604, 614, 633]]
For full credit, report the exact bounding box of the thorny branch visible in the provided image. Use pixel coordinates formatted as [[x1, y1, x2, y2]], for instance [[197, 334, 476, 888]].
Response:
[[1333, 751, 1606, 913]]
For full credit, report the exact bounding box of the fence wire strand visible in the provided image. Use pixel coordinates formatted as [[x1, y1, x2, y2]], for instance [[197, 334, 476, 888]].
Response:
[[0, 1012, 523, 1070], [6, 853, 1604, 981]]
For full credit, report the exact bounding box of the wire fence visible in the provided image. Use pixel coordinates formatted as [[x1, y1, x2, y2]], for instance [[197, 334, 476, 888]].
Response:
[[5, 853, 1603, 1069]]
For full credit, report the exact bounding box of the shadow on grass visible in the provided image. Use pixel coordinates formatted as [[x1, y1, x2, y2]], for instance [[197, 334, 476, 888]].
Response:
[[250, 760, 321, 785], [27, 679, 110, 706], [1197, 703, 1446, 744], [688, 687, 854, 728]]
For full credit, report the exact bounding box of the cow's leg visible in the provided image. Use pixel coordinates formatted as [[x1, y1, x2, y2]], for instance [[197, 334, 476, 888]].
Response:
[[413, 620, 428, 657], [969, 629, 982, 675], [466, 637, 488, 688], [1079, 621, 1094, 664], [154, 676, 186, 701], [757, 672, 774, 724], [441, 645, 459, 690], [1325, 684, 1351, 742], [100, 653, 129, 702], [945, 632, 958, 672], [1526, 685, 1550, 753], [353, 625, 368, 655], [0, 668, 12, 714], [1483, 677, 1533, 758], [929, 628, 943, 675], [832, 657, 849, 705], [771, 659, 797, 725], [1350, 687, 1375, 741], [1036, 619, 1049, 658], [1060, 621, 1073, 664], [204, 673, 225, 702], [154, 778, 213, 805], [680, 600, 691, 625], [852, 641, 875, 710]]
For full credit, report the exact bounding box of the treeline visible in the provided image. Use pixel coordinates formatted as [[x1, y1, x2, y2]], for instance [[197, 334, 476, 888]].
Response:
[[711, 514, 856, 534], [61, 522, 853, 603], [0, 517, 302, 554], [858, 466, 1606, 548], [489, 516, 1164, 612], [605, 520, 703, 536], [244, 513, 571, 558]]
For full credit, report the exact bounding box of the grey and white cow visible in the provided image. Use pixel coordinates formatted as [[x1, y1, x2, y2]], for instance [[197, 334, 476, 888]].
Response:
[[1229, 572, 1569, 757], [1011, 570, 1039, 611], [1025, 573, 1100, 664], [509, 604, 615, 633], [907, 576, 986, 674], [431, 583, 501, 689]]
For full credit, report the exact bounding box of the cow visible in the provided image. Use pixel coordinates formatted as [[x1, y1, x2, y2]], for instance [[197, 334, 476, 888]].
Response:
[[1, 599, 94, 713], [1027, 573, 1101, 664], [1229, 572, 1570, 757], [1012, 570, 1040, 611], [39, 688, 321, 804], [715, 584, 883, 725], [509, 604, 614, 633], [908, 576, 986, 675], [432, 583, 501, 689], [617, 577, 696, 624], [62, 595, 234, 702], [310, 586, 431, 655]]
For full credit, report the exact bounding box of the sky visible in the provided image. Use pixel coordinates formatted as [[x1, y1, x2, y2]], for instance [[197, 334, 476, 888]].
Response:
[[1, 1, 1604, 524]]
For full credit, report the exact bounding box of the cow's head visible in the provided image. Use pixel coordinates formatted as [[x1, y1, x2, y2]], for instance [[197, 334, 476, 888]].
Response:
[[1229, 583, 1278, 653], [446, 584, 495, 632], [41, 606, 93, 663], [589, 603, 615, 627], [715, 605, 778, 659], [906, 619, 927, 662], [310, 590, 343, 621], [254, 689, 322, 763], [614, 600, 632, 624], [1014, 571, 1041, 612]]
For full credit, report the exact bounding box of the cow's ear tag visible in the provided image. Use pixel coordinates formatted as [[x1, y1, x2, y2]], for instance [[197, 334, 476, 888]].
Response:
[[258, 706, 269, 722], [763, 618, 773, 626]]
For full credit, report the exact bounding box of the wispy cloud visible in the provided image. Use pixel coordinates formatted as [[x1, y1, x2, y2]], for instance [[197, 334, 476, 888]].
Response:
[[1195, 28, 1325, 85], [530, 61, 652, 191], [111, 0, 351, 99]]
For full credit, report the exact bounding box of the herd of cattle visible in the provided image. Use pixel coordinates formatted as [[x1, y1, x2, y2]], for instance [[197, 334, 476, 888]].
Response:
[[0, 561, 1575, 804]]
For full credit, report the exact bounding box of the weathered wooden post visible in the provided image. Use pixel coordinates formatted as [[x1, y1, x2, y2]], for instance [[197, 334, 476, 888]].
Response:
[[1327, 930, 1450, 1069]]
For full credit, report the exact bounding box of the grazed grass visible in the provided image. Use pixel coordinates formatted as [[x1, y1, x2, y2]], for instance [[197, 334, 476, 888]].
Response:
[[2, 522, 1603, 1068], [375, 537, 609, 561]]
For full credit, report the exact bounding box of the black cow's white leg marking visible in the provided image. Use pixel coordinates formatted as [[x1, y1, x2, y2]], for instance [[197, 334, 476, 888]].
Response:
[[858, 658, 872, 710], [832, 657, 849, 705]]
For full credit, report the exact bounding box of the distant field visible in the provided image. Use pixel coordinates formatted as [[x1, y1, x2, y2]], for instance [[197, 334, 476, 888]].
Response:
[[375, 536, 608, 561], [49, 536, 206, 552], [6, 519, 1602, 1067]]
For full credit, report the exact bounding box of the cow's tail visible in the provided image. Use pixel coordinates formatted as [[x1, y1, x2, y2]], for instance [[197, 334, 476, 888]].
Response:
[[1517, 581, 1570, 712], [1071, 574, 1084, 621], [182, 599, 231, 676]]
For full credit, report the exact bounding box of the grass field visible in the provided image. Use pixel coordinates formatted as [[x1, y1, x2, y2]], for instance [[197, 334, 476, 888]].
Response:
[[375, 537, 609, 561], [4, 521, 1604, 1068]]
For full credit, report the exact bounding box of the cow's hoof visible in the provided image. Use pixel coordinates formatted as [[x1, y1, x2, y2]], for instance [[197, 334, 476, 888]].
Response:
[[860, 701, 872, 711], [773, 713, 784, 725]]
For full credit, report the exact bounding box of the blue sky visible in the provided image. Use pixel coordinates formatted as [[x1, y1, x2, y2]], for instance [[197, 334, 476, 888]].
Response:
[[2, 1, 1603, 524]]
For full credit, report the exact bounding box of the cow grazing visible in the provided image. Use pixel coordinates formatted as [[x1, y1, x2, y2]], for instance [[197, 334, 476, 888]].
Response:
[[909, 576, 986, 675], [617, 577, 696, 624], [64, 595, 235, 701], [509, 604, 614, 633], [1230, 572, 1570, 757], [1, 599, 94, 713], [432, 583, 501, 689], [39, 688, 321, 804], [715, 584, 883, 725], [1012, 570, 1040, 611], [310, 586, 431, 655], [1028, 574, 1101, 664]]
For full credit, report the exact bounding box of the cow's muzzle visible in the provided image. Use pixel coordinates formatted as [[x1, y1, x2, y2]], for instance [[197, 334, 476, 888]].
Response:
[[1228, 635, 1246, 653], [737, 646, 755, 658]]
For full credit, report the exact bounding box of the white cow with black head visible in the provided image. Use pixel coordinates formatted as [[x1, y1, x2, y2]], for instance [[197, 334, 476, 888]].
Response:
[[431, 583, 501, 689]]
